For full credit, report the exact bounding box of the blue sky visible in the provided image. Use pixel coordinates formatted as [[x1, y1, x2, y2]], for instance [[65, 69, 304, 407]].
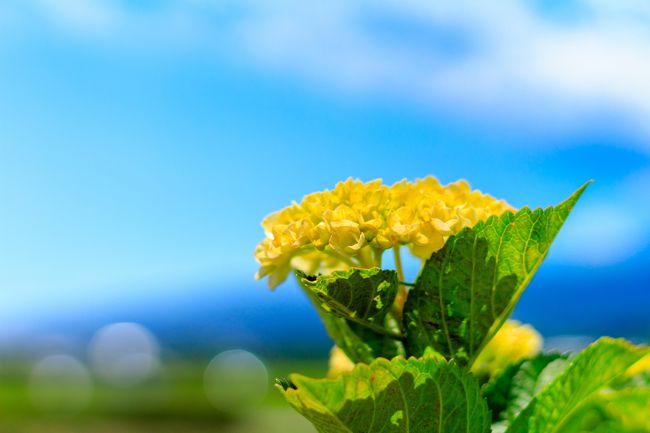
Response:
[[1, 1, 649, 328]]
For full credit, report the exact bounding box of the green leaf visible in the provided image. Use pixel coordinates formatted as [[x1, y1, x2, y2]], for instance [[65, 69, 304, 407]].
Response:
[[296, 269, 404, 363], [279, 356, 491, 433], [622, 371, 650, 389], [549, 387, 650, 433], [484, 353, 568, 425], [319, 313, 405, 364], [297, 268, 399, 336], [591, 388, 650, 432], [612, 366, 650, 390], [403, 182, 589, 365], [505, 338, 649, 433]]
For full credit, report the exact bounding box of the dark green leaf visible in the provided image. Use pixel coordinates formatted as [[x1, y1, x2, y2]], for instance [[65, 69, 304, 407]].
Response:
[[404, 182, 589, 365], [297, 268, 399, 335], [279, 356, 491, 433], [297, 269, 404, 363], [318, 313, 405, 364]]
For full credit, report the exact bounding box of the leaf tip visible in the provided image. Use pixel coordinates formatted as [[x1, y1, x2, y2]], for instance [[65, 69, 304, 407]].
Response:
[[559, 180, 592, 211], [275, 377, 297, 391]]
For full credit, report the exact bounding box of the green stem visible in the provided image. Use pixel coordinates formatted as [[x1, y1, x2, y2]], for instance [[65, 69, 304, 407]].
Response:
[[392, 246, 408, 321], [344, 313, 405, 340], [323, 249, 358, 267], [373, 247, 384, 268], [393, 246, 405, 282], [358, 247, 375, 269]]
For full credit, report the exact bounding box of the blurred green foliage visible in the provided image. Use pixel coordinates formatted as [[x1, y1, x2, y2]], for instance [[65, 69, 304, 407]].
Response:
[[0, 358, 323, 432]]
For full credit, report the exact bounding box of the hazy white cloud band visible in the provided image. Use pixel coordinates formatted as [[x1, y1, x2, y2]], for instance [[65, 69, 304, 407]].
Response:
[[3, 0, 649, 150]]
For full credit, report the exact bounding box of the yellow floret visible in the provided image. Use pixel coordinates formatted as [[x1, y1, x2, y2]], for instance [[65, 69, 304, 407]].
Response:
[[326, 346, 355, 377], [626, 353, 650, 377], [471, 320, 543, 377], [255, 176, 513, 288]]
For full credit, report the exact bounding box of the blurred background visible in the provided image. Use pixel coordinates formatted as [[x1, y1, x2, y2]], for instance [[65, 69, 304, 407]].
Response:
[[1, 1, 649, 432]]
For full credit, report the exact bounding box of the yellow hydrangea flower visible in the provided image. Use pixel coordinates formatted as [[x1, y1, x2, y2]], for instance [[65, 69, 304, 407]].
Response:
[[255, 177, 513, 288], [471, 320, 543, 377]]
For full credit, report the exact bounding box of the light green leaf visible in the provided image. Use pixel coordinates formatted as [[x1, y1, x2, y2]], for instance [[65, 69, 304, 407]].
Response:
[[403, 182, 589, 365], [592, 387, 650, 432], [505, 338, 649, 433], [296, 269, 404, 363], [549, 387, 650, 433], [279, 357, 490, 433], [484, 353, 568, 425], [612, 367, 650, 390]]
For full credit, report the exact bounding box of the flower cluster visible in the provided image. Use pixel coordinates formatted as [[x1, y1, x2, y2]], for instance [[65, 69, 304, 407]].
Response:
[[255, 177, 513, 288]]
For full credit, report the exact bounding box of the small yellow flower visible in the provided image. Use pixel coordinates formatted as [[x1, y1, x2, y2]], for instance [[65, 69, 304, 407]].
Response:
[[323, 205, 366, 255], [626, 353, 650, 377], [388, 206, 420, 242], [472, 320, 543, 377], [327, 346, 355, 377], [255, 177, 513, 288], [409, 220, 448, 260]]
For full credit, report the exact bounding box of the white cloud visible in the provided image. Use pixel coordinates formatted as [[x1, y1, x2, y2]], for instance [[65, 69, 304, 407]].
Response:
[[232, 0, 650, 150], [35, 0, 122, 34], [13, 0, 650, 150]]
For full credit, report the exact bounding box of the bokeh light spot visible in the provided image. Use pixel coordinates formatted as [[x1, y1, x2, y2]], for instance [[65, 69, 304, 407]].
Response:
[[88, 322, 161, 386], [29, 354, 93, 414], [203, 349, 268, 415]]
